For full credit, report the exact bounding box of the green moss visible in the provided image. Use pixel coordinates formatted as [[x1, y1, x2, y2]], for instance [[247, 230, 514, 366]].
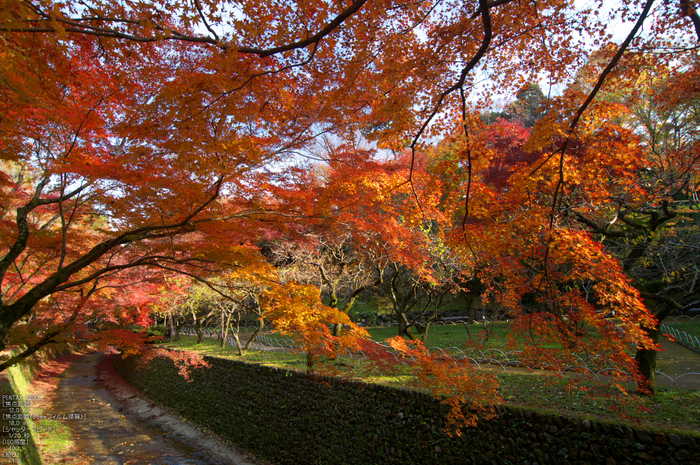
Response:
[[0, 356, 44, 465]]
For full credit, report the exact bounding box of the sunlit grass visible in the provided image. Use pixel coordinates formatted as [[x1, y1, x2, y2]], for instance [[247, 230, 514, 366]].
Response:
[[161, 336, 309, 370], [360, 374, 416, 388], [36, 420, 72, 454]]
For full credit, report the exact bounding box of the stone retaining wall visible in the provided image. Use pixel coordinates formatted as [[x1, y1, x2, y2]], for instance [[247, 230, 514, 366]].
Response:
[[113, 354, 700, 465]]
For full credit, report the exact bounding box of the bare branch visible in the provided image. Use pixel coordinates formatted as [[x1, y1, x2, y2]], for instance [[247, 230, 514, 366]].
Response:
[[4, 0, 369, 56], [192, 0, 219, 43], [237, 0, 368, 57]]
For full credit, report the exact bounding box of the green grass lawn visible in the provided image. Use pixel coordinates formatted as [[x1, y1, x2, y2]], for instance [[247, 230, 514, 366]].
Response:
[[358, 323, 510, 345], [260, 322, 564, 354], [420, 323, 512, 348], [666, 319, 700, 342], [254, 323, 512, 349], [162, 334, 700, 434]]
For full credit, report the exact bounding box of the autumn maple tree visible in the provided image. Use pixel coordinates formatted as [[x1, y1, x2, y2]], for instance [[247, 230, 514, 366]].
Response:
[[0, 0, 698, 413], [0, 29, 308, 369], [565, 56, 700, 391]]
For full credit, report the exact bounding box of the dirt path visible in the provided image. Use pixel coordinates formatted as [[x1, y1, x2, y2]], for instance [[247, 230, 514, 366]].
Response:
[[42, 352, 261, 465]]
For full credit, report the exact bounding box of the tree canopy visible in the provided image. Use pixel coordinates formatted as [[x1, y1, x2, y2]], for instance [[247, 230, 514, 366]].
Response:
[[1, 0, 700, 407]]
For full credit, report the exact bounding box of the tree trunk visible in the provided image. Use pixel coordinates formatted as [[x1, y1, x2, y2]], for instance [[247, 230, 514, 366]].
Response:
[[195, 322, 204, 344], [419, 322, 430, 342], [463, 321, 474, 343], [306, 350, 315, 372], [635, 325, 659, 395], [466, 296, 477, 324], [419, 303, 440, 342], [232, 314, 246, 355], [220, 310, 225, 346], [221, 311, 232, 348], [635, 300, 674, 395], [232, 331, 243, 355], [332, 292, 364, 337], [243, 319, 264, 351], [396, 313, 416, 340]]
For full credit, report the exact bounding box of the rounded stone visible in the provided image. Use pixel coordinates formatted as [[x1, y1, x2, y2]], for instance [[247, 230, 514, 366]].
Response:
[[667, 434, 682, 448]]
